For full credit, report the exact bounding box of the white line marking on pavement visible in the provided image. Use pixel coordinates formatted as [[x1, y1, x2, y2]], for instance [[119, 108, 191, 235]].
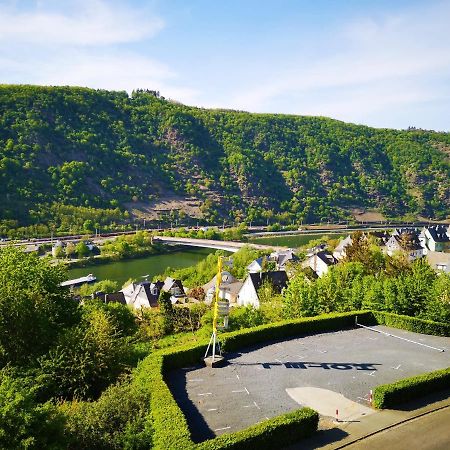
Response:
[[236, 374, 240, 380], [232, 389, 246, 393], [366, 371, 376, 376], [188, 379, 203, 382], [215, 426, 231, 432], [392, 364, 402, 370], [207, 408, 218, 411], [198, 392, 212, 396], [254, 401, 261, 409], [244, 387, 250, 395]]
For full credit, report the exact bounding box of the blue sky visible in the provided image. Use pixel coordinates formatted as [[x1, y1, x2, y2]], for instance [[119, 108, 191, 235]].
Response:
[[1, 0, 450, 130]]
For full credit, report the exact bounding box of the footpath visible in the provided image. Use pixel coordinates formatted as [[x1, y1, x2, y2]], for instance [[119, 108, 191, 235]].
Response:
[[286, 389, 450, 449]]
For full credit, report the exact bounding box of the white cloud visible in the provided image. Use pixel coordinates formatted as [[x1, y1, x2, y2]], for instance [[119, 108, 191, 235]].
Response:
[[0, 0, 164, 46], [0, 0, 200, 104], [228, 1, 450, 124]]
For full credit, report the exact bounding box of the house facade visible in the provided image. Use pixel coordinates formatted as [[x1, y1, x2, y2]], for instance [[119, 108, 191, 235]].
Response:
[[303, 251, 337, 277], [237, 271, 289, 308], [422, 226, 450, 253], [385, 233, 424, 261]]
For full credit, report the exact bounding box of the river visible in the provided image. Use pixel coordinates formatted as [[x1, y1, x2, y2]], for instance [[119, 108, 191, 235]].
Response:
[[67, 233, 343, 285], [67, 248, 215, 286]]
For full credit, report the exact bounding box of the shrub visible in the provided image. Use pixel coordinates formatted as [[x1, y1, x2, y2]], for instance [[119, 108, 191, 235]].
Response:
[[373, 367, 450, 409], [61, 378, 153, 449], [372, 311, 450, 336], [198, 408, 318, 450], [0, 368, 65, 449]]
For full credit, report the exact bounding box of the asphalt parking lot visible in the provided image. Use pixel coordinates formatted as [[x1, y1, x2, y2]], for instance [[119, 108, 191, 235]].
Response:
[[165, 325, 450, 442]]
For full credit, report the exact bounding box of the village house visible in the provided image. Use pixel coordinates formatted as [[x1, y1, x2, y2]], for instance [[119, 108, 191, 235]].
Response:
[[385, 231, 424, 261], [420, 226, 450, 253], [303, 251, 337, 277], [51, 240, 66, 257], [333, 235, 352, 260], [120, 280, 164, 309], [237, 271, 289, 308], [270, 249, 299, 270], [162, 277, 187, 303], [203, 271, 243, 305], [246, 257, 265, 273]]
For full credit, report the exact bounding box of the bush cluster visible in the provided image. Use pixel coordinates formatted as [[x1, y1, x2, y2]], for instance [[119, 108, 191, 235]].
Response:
[[373, 367, 450, 409]]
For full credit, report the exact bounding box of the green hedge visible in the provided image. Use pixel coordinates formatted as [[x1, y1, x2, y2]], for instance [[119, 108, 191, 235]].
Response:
[[221, 311, 374, 352], [197, 408, 318, 450], [372, 311, 450, 337], [373, 367, 450, 409]]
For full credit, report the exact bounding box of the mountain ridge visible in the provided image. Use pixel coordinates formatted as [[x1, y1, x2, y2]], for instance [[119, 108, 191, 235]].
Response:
[[0, 84, 449, 233]]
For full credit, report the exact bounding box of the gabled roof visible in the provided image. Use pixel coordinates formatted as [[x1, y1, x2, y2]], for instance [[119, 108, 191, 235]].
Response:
[[392, 234, 422, 250], [315, 251, 338, 266], [121, 280, 161, 307], [334, 235, 352, 253], [162, 277, 185, 297], [248, 271, 289, 294], [247, 257, 264, 270], [426, 226, 450, 243]]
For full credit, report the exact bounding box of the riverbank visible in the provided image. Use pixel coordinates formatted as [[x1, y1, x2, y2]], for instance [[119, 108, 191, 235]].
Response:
[[67, 247, 216, 287]]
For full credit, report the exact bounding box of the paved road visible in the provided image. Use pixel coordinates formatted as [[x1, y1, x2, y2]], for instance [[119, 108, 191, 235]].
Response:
[[347, 407, 450, 450]]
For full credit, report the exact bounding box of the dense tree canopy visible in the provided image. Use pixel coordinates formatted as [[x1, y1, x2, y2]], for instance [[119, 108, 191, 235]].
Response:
[[0, 85, 449, 235]]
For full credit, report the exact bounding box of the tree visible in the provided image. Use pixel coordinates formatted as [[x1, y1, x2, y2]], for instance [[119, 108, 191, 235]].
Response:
[[75, 241, 90, 258], [39, 307, 128, 399], [0, 368, 65, 449], [0, 247, 78, 367]]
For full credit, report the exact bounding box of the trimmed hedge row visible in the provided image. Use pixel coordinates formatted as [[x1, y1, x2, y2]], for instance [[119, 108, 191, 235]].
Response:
[[373, 367, 450, 409], [197, 408, 318, 450], [371, 311, 450, 337]]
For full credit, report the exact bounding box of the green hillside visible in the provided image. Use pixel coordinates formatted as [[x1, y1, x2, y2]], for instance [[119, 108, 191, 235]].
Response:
[[0, 84, 449, 234]]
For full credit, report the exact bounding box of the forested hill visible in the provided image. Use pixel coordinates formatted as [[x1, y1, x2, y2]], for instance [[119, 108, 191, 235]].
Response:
[[0, 84, 449, 233]]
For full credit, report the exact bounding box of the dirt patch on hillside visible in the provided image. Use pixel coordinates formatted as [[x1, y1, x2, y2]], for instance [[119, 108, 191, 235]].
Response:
[[125, 194, 204, 220], [351, 209, 386, 223]]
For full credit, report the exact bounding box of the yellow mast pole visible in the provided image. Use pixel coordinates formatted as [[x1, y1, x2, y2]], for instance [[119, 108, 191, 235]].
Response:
[[204, 255, 223, 362], [213, 255, 223, 334]]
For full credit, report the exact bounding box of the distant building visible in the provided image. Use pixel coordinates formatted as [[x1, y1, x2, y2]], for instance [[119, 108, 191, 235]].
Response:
[[333, 236, 352, 260], [52, 240, 66, 257], [237, 271, 289, 308], [303, 251, 337, 277], [421, 226, 450, 253], [203, 271, 243, 304], [246, 257, 265, 273], [162, 277, 186, 304], [270, 249, 299, 270], [121, 280, 163, 309], [386, 232, 423, 261]]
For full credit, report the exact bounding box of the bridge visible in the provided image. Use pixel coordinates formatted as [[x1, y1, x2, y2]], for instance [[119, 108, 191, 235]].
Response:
[[151, 236, 287, 253]]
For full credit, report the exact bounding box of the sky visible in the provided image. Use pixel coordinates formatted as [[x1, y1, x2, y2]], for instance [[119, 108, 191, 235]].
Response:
[[1, 0, 450, 130]]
